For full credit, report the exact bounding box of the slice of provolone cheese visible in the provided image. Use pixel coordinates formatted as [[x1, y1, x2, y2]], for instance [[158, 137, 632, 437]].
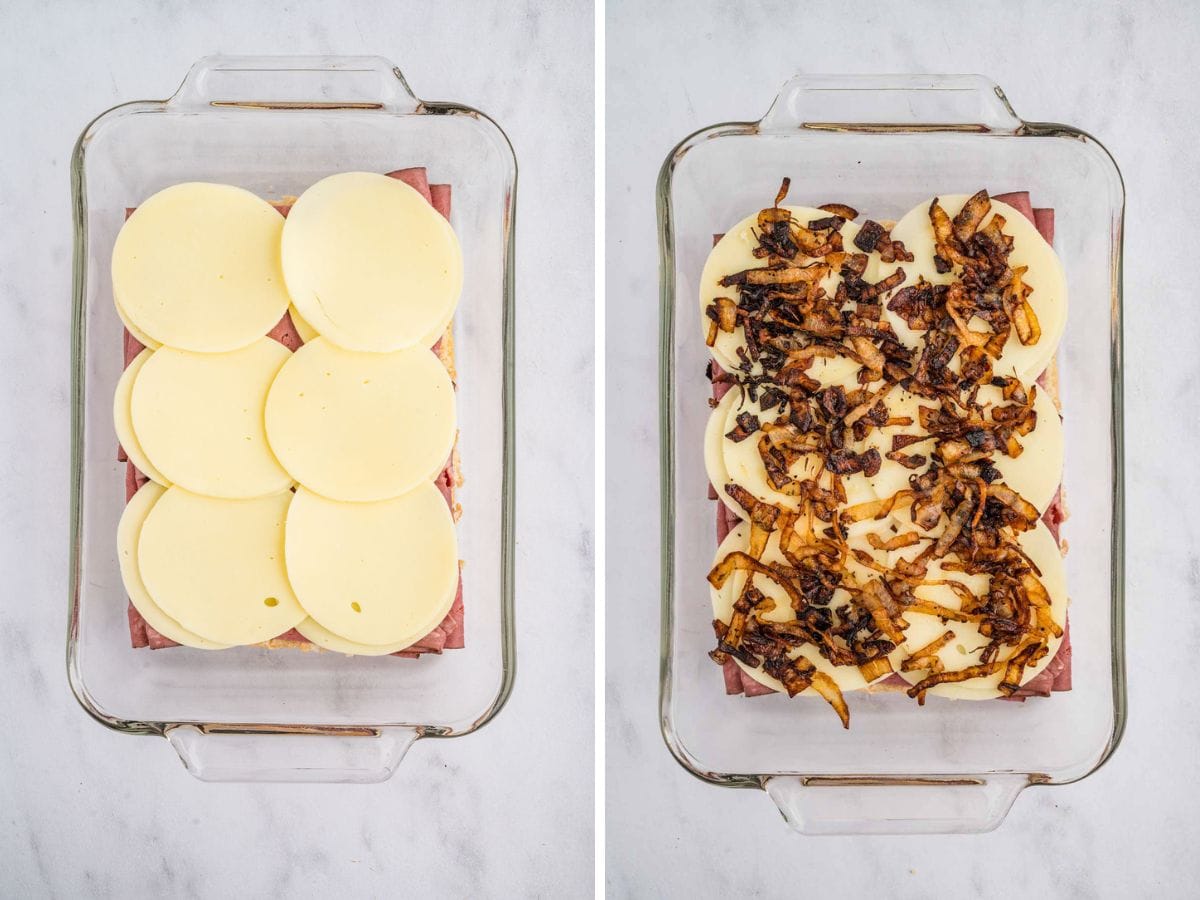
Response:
[[117, 482, 232, 650], [281, 172, 463, 352], [885, 195, 1067, 379], [710, 521, 893, 695], [721, 370, 870, 510], [114, 348, 170, 486], [889, 521, 1067, 699], [294, 618, 424, 657], [704, 387, 745, 516], [264, 337, 456, 502], [720, 387, 816, 512], [130, 338, 293, 499], [700, 207, 863, 374], [115, 300, 161, 350], [284, 485, 459, 647], [112, 182, 291, 352], [976, 382, 1064, 513], [137, 487, 305, 645]]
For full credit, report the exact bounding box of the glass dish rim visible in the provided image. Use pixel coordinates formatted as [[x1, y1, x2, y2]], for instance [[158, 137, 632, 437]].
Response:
[[656, 74, 1127, 792], [66, 55, 518, 744]]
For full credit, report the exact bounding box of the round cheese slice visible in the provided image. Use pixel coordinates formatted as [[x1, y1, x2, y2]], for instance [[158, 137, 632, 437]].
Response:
[[284, 485, 458, 647], [137, 487, 305, 645], [720, 370, 870, 511], [115, 299, 161, 350], [264, 337, 456, 502], [699, 206, 862, 374], [281, 172, 463, 352], [704, 387, 744, 516], [977, 382, 1064, 513], [885, 195, 1067, 379], [889, 520, 1067, 699], [710, 521, 892, 695], [288, 304, 319, 344], [294, 618, 423, 657], [130, 338, 293, 499], [721, 387, 816, 512], [117, 482, 232, 649], [111, 182, 291, 352], [113, 348, 170, 486]]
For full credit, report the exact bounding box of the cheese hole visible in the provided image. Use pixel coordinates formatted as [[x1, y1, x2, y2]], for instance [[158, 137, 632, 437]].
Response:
[[264, 597, 279, 607], [351, 601, 362, 613]]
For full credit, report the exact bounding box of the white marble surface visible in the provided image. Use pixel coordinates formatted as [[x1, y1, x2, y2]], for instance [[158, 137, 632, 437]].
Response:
[[606, 0, 1197, 896], [0, 1, 593, 896]]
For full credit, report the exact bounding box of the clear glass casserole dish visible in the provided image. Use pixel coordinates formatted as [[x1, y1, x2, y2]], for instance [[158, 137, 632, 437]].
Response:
[[657, 75, 1124, 833], [68, 56, 516, 783]]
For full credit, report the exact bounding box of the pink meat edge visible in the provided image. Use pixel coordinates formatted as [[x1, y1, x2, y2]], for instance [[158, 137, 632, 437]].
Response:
[[430, 184, 452, 220], [434, 464, 454, 506], [265, 310, 303, 352], [740, 668, 777, 697], [715, 501, 731, 543], [123, 328, 144, 368], [722, 659, 744, 695], [127, 603, 149, 648], [444, 584, 465, 650], [386, 167, 432, 203], [993, 191, 1034, 225], [1033, 208, 1055, 245], [145, 622, 179, 650], [408, 625, 447, 655], [124, 461, 140, 502]]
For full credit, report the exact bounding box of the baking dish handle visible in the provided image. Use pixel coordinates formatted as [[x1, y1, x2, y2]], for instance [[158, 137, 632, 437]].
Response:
[[759, 74, 1023, 134], [763, 774, 1027, 835], [165, 724, 419, 783], [170, 55, 422, 114]]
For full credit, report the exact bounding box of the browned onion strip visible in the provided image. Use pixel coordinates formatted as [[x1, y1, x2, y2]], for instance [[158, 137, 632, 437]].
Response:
[[906, 660, 1004, 704], [819, 202, 858, 220], [998, 640, 1047, 695], [900, 630, 955, 673], [707, 552, 807, 611], [865, 531, 921, 552], [725, 483, 781, 538], [903, 599, 986, 624], [858, 580, 908, 644], [713, 296, 738, 333], [858, 656, 894, 682], [842, 490, 914, 523], [929, 199, 971, 268], [720, 263, 830, 287], [952, 190, 992, 243], [810, 672, 851, 729]]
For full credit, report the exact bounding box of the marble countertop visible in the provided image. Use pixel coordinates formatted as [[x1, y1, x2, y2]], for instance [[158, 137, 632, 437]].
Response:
[[0, 0, 593, 895], [606, 0, 1197, 896]]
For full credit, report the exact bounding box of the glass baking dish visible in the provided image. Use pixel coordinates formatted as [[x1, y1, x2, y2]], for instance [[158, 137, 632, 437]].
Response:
[[657, 75, 1124, 833], [68, 56, 516, 783]]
